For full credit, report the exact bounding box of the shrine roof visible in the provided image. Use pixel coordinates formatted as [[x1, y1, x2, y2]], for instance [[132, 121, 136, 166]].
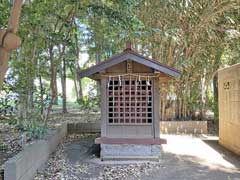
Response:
[[79, 45, 181, 78]]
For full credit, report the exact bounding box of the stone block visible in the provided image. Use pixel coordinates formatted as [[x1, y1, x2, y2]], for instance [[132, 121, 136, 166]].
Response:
[[100, 144, 161, 161]]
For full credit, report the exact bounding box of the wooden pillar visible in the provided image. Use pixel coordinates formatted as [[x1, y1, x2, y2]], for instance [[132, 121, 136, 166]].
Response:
[[153, 78, 160, 138], [100, 77, 107, 137]]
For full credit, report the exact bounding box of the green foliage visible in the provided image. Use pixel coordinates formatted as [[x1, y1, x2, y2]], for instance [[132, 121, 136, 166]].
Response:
[[77, 86, 100, 112], [25, 121, 47, 139], [1, 0, 239, 122], [0, 80, 19, 116], [133, 0, 239, 120], [0, 1, 11, 28], [77, 96, 100, 113], [207, 92, 219, 122], [0, 142, 8, 151], [10, 117, 47, 140]]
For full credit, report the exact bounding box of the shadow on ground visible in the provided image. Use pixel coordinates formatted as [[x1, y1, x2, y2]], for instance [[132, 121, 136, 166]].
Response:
[[63, 133, 100, 164]]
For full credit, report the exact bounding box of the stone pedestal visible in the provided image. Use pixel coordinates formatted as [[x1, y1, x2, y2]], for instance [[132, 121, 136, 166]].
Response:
[[100, 144, 162, 161]]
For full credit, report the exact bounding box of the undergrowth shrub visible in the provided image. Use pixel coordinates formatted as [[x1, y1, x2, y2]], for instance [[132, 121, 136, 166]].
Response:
[[9, 117, 47, 140]]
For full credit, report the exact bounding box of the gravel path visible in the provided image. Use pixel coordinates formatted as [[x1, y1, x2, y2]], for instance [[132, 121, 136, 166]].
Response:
[[34, 134, 240, 180]]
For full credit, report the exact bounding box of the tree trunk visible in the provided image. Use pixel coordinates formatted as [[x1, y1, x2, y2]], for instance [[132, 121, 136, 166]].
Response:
[[74, 34, 83, 101], [27, 42, 37, 115], [213, 74, 218, 121], [18, 94, 27, 119], [49, 46, 58, 105], [16, 47, 25, 118], [75, 60, 83, 101], [61, 58, 67, 113], [70, 66, 80, 102], [73, 74, 79, 101], [39, 75, 44, 115], [0, 49, 9, 90], [0, 0, 23, 90], [96, 53, 101, 96]]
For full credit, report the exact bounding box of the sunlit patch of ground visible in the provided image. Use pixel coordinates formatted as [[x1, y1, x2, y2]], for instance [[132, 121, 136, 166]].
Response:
[[161, 135, 240, 173]]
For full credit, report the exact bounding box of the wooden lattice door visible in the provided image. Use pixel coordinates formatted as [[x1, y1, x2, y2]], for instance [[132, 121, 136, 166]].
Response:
[[106, 75, 154, 138]]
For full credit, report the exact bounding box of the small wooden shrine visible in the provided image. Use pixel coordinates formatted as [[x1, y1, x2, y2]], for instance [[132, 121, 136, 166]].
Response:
[[79, 43, 181, 160]]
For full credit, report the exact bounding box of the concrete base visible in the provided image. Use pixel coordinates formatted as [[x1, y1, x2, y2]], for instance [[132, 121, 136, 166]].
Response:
[[100, 144, 162, 161]]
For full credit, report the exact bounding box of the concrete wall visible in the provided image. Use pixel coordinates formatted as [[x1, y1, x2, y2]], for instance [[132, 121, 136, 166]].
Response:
[[67, 122, 100, 134], [4, 123, 67, 180], [218, 64, 240, 155], [160, 121, 208, 134]]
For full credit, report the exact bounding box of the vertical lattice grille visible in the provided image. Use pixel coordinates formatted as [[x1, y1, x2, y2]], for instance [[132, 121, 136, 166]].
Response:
[[108, 76, 153, 124]]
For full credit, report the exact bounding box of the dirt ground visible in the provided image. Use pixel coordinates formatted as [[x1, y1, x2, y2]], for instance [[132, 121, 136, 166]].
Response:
[[0, 121, 22, 169], [34, 134, 240, 180]]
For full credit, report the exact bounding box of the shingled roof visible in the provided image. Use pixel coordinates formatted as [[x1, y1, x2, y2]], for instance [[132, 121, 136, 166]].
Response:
[[79, 45, 181, 78]]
